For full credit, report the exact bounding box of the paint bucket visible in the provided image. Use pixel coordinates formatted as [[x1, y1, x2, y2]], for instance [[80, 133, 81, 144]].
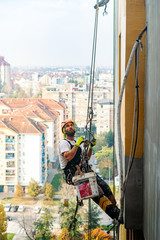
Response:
[[72, 172, 99, 200]]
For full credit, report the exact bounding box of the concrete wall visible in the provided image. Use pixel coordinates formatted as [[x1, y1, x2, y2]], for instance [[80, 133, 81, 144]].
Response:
[[144, 1, 160, 239]]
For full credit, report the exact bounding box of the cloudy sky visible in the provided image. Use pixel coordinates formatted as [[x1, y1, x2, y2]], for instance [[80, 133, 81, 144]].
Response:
[[0, 0, 113, 67]]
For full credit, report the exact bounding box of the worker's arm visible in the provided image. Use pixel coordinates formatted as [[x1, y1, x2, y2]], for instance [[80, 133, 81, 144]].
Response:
[[63, 145, 79, 162], [87, 148, 93, 159], [87, 138, 96, 159], [63, 136, 84, 162]]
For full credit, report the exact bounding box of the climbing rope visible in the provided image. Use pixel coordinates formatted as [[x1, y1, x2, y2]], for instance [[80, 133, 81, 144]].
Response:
[[117, 26, 147, 223]]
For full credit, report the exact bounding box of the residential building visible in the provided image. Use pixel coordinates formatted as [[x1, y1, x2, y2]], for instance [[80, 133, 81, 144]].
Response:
[[42, 86, 113, 131], [0, 116, 47, 193], [96, 99, 113, 134], [0, 98, 66, 163], [0, 56, 11, 86]]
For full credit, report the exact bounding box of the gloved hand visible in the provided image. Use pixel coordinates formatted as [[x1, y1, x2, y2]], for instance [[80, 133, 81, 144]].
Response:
[[75, 136, 84, 147], [89, 138, 96, 149]]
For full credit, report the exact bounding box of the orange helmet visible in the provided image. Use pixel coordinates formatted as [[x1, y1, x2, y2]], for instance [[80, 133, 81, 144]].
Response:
[[61, 120, 74, 133]]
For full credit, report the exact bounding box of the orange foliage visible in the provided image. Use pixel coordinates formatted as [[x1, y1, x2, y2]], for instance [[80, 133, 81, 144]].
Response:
[[83, 227, 111, 240]]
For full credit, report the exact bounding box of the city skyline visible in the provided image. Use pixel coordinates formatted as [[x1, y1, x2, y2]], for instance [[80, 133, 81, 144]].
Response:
[[0, 0, 113, 68]]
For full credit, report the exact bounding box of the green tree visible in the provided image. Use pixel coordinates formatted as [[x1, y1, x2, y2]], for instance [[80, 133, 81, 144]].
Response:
[[0, 204, 8, 240], [105, 130, 114, 148], [14, 183, 24, 197], [59, 199, 83, 239], [28, 178, 41, 198], [34, 211, 55, 240], [95, 146, 113, 179], [44, 183, 54, 200], [84, 202, 101, 230]]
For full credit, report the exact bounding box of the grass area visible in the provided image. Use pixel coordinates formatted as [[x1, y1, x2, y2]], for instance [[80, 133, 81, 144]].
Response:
[[42, 199, 60, 206], [1, 197, 38, 205], [7, 233, 15, 240], [51, 173, 63, 192]]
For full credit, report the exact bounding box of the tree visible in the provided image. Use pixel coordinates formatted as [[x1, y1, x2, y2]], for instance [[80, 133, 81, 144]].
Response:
[[59, 199, 83, 239], [58, 227, 71, 240], [0, 204, 8, 240], [44, 183, 54, 200], [27, 178, 41, 198], [14, 183, 24, 197], [84, 202, 101, 230], [34, 211, 55, 240], [83, 227, 111, 240], [95, 147, 113, 179], [105, 130, 113, 148]]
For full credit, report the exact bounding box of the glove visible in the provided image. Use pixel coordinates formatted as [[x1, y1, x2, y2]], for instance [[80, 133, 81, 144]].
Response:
[[89, 138, 96, 149], [75, 136, 84, 147]]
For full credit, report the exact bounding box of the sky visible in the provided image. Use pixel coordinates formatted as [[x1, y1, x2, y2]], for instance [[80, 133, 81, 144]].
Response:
[[0, 0, 113, 68]]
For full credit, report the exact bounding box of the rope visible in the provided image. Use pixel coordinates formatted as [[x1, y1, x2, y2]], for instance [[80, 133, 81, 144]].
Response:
[[117, 26, 147, 223], [69, 197, 81, 231], [85, 0, 99, 143]]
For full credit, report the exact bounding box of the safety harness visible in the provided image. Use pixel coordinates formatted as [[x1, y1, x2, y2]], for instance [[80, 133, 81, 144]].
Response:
[[63, 139, 82, 185]]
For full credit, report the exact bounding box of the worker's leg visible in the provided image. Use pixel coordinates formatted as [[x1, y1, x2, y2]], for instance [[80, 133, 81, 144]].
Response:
[[96, 174, 117, 205], [92, 195, 120, 220]]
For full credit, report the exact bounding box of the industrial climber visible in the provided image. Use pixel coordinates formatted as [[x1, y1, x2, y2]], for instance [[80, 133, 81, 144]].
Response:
[[58, 120, 120, 220]]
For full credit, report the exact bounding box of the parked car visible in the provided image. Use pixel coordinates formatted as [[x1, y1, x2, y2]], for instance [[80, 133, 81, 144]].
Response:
[[33, 206, 41, 214], [4, 204, 11, 212], [18, 205, 25, 212], [6, 216, 12, 221], [10, 205, 19, 212]]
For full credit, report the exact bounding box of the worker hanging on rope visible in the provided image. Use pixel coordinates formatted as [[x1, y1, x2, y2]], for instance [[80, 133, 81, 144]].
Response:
[[58, 120, 120, 220]]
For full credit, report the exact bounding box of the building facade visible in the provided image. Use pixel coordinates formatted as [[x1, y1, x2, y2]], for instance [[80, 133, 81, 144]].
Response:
[[0, 56, 11, 86], [115, 0, 160, 239]]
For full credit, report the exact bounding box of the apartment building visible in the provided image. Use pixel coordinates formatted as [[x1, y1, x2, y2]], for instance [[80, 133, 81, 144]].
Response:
[[0, 116, 47, 193], [42, 85, 113, 132], [96, 99, 113, 134], [0, 98, 66, 192], [0, 56, 11, 86], [0, 98, 66, 161]]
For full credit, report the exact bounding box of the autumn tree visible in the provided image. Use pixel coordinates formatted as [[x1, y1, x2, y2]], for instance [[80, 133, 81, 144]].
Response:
[[44, 183, 54, 200], [28, 178, 41, 198], [0, 204, 8, 240], [34, 211, 55, 240], [58, 227, 71, 240], [83, 227, 111, 240], [14, 183, 24, 197]]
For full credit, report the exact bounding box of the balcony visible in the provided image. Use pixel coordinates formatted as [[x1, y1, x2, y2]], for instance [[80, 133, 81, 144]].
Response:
[[6, 164, 15, 168], [5, 154, 15, 159], [5, 180, 16, 184], [5, 139, 15, 143], [6, 170, 15, 176], [5, 147, 15, 152]]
